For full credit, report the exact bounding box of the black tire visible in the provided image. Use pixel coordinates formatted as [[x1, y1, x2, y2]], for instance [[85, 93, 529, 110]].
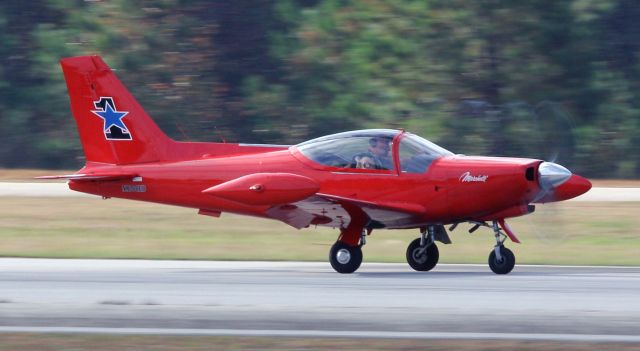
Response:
[[406, 238, 439, 272], [329, 242, 363, 274], [488, 246, 515, 274]]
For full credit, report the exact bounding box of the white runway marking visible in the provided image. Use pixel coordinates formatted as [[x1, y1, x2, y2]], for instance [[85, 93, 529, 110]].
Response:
[[570, 187, 640, 202], [0, 182, 94, 197]]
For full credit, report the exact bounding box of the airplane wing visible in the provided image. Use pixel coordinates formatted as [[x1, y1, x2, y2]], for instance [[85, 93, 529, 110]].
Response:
[[35, 173, 138, 182], [201, 172, 426, 229], [266, 193, 426, 230]]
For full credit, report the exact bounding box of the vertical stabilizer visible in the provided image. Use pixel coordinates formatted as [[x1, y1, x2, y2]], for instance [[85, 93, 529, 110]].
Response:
[[61, 56, 172, 164]]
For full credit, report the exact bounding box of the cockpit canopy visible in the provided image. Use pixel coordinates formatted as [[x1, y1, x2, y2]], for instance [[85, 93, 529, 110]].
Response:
[[295, 129, 453, 173]]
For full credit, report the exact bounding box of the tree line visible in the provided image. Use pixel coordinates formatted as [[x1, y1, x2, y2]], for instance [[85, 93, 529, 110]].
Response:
[[1, 0, 639, 178]]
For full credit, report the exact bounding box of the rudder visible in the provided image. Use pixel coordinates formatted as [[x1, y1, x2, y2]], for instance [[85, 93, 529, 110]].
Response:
[[61, 55, 172, 165]]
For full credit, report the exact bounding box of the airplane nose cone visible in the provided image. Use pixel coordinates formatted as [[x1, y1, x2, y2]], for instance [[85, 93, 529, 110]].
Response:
[[550, 174, 592, 201], [538, 162, 572, 190], [534, 162, 592, 203]]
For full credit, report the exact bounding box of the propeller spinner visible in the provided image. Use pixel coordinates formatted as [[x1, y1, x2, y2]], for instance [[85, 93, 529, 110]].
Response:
[[534, 161, 591, 203]]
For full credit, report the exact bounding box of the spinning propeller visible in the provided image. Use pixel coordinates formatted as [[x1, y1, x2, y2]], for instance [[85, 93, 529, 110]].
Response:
[[523, 109, 590, 242]]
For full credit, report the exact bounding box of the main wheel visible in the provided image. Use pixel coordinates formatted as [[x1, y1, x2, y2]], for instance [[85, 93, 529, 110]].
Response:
[[488, 246, 515, 274], [406, 238, 439, 272], [329, 242, 363, 274]]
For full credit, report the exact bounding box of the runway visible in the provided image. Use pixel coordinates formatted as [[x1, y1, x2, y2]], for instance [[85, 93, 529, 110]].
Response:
[[0, 259, 639, 341]]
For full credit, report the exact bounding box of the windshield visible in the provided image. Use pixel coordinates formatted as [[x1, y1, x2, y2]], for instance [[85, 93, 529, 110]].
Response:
[[399, 134, 453, 173], [296, 129, 399, 171]]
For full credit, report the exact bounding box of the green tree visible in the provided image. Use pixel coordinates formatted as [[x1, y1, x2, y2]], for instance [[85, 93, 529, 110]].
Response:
[[1, 0, 639, 178]]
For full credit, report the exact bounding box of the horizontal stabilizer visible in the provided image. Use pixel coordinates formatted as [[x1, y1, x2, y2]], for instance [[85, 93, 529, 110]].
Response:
[[35, 173, 138, 182]]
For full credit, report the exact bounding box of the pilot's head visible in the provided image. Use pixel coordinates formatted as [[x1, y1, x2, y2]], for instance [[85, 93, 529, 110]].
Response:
[[369, 137, 391, 157]]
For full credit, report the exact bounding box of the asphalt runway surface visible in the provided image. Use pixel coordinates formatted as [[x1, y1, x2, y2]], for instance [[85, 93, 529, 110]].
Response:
[[0, 259, 639, 341]]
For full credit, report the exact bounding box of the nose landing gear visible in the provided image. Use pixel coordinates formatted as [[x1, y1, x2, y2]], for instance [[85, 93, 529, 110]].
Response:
[[488, 220, 516, 274], [448, 219, 517, 274]]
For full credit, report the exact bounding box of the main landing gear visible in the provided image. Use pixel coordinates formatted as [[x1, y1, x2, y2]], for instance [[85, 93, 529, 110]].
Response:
[[329, 209, 367, 274], [406, 226, 439, 271], [329, 241, 363, 274]]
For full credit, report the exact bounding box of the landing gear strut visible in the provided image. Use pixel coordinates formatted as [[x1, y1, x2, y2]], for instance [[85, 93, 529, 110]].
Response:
[[329, 210, 367, 274], [406, 226, 439, 271], [488, 221, 515, 274]]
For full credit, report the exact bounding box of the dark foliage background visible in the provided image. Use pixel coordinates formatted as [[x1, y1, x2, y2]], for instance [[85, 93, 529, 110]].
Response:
[[1, 0, 639, 178]]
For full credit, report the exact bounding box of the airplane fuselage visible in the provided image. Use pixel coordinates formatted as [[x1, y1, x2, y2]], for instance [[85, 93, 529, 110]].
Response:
[[70, 147, 551, 229]]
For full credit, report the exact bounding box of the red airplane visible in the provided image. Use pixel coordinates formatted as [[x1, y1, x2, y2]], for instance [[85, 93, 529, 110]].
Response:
[[41, 56, 592, 274]]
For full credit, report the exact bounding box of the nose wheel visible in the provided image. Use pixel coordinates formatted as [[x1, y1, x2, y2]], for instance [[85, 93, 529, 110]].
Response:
[[488, 220, 516, 274], [488, 246, 515, 274], [329, 241, 362, 274]]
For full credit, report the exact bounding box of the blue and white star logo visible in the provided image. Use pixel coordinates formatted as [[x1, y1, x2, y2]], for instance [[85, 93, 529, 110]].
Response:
[[91, 97, 132, 140]]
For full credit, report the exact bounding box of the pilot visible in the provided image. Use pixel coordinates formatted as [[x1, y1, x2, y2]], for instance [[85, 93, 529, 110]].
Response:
[[368, 137, 392, 170], [354, 153, 376, 169]]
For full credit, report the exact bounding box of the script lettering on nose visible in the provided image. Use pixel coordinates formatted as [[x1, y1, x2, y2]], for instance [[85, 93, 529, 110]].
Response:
[[459, 172, 489, 183]]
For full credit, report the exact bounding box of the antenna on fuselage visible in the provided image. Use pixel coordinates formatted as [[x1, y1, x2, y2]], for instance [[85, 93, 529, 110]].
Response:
[[213, 125, 227, 143]]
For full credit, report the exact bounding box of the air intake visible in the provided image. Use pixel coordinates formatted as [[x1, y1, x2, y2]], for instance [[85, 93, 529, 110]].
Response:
[[525, 166, 535, 181]]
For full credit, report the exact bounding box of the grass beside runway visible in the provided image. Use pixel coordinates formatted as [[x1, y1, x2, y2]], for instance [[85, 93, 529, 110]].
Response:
[[0, 197, 639, 265], [0, 333, 640, 351], [1, 334, 640, 351]]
